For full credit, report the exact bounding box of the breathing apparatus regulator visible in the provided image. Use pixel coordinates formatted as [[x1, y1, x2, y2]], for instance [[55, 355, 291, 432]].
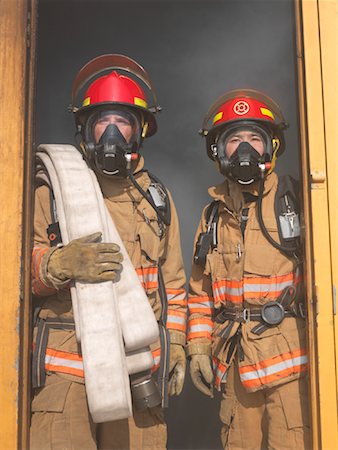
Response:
[[69, 54, 165, 410], [199, 89, 300, 257]]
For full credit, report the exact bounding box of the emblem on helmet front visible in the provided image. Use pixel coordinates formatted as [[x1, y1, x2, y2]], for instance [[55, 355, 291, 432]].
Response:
[[233, 100, 250, 115]]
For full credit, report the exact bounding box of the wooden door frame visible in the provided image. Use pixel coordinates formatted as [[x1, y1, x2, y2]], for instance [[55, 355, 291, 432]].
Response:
[[0, 0, 36, 448]]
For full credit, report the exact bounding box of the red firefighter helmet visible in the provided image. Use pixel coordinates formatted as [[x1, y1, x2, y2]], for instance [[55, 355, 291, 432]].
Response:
[[70, 54, 161, 141], [200, 89, 288, 167]]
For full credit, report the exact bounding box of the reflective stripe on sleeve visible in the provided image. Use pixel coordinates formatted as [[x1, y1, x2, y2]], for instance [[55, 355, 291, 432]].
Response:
[[187, 318, 213, 340], [213, 357, 228, 390], [32, 247, 56, 296], [188, 296, 214, 314], [136, 266, 158, 290], [151, 347, 161, 373], [166, 288, 187, 306], [167, 310, 186, 332]]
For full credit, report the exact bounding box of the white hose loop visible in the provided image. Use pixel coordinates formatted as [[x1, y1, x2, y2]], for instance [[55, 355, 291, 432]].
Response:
[[36, 144, 159, 422]]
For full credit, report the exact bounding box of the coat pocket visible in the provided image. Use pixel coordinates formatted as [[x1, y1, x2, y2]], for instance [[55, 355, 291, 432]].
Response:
[[239, 320, 307, 392], [245, 217, 294, 276], [32, 376, 72, 412]]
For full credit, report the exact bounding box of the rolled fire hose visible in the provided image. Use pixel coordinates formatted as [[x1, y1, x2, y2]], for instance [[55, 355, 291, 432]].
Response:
[[36, 144, 159, 423]]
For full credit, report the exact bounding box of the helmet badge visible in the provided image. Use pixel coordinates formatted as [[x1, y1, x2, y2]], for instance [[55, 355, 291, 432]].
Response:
[[233, 100, 250, 115]]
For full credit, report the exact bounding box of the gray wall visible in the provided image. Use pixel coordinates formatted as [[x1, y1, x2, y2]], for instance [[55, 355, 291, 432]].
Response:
[[36, 1, 300, 448]]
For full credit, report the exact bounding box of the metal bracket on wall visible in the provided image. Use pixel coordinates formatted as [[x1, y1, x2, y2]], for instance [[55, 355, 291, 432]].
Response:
[[311, 170, 326, 189]]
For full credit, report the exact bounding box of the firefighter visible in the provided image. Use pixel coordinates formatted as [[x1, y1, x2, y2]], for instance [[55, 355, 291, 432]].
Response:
[[30, 54, 187, 449], [187, 89, 310, 449]]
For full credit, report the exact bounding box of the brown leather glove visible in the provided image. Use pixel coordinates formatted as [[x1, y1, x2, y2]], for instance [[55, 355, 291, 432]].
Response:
[[168, 344, 186, 396], [190, 354, 214, 397], [47, 232, 123, 283]]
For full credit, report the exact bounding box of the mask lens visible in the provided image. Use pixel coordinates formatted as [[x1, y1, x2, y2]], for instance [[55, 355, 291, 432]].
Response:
[[222, 125, 267, 157], [91, 109, 140, 145]]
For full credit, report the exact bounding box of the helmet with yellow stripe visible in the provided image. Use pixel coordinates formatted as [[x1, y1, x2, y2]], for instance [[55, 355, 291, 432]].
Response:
[[200, 89, 288, 173], [70, 54, 161, 154]]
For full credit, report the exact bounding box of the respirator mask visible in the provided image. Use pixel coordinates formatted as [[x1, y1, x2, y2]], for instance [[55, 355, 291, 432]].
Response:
[[84, 109, 142, 177], [213, 124, 272, 184]]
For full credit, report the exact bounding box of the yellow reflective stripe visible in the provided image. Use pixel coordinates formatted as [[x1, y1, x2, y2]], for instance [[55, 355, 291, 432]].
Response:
[[213, 111, 223, 124], [260, 107, 274, 120], [82, 97, 90, 106], [134, 97, 147, 108]]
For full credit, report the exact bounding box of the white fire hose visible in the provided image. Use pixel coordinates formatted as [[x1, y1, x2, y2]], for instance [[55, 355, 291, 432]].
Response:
[[36, 144, 159, 423]]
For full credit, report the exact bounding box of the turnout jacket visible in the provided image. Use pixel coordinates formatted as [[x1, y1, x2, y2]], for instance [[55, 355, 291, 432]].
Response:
[[32, 157, 187, 385], [187, 172, 307, 392]]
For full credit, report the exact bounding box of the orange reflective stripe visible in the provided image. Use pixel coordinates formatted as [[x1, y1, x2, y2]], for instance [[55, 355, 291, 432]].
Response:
[[187, 318, 213, 340], [151, 347, 161, 373], [167, 310, 186, 332], [32, 247, 56, 296], [239, 348, 308, 389], [213, 357, 228, 390], [136, 266, 158, 290], [244, 272, 295, 285], [212, 279, 243, 304], [166, 288, 186, 296], [166, 288, 186, 304], [212, 269, 302, 304], [188, 295, 214, 314], [243, 270, 302, 299], [45, 347, 84, 378], [45, 346, 162, 377]]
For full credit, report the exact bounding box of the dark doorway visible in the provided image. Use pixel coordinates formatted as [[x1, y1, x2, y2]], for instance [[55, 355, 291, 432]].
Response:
[[36, 1, 299, 448]]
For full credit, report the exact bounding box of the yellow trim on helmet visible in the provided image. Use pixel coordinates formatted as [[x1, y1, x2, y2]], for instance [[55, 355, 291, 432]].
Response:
[[213, 111, 223, 124], [141, 122, 149, 138], [269, 138, 280, 173], [83, 97, 91, 107], [134, 97, 147, 108], [260, 107, 275, 120]]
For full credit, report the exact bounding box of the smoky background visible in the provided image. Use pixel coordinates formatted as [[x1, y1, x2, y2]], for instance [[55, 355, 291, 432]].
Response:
[[35, 0, 300, 448]]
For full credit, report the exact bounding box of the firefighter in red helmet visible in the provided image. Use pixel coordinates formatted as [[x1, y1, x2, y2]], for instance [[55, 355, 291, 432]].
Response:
[[187, 89, 310, 449], [30, 54, 186, 449]]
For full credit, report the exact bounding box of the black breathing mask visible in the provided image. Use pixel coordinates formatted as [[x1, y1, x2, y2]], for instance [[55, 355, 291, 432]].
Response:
[[221, 142, 264, 185], [93, 123, 137, 177], [83, 109, 141, 178], [215, 124, 271, 185]]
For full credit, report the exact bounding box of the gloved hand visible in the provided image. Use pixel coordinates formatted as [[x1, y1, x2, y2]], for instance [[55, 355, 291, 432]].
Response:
[[47, 232, 123, 283], [168, 344, 186, 396], [190, 354, 214, 397]]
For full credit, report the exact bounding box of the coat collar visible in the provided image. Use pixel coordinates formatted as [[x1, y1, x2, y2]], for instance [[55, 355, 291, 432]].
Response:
[[96, 156, 151, 202], [208, 172, 278, 213]]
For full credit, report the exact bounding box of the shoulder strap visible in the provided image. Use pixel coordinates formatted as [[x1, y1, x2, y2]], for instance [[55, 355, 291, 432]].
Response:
[[146, 171, 171, 236], [274, 175, 301, 252], [194, 200, 219, 266]]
